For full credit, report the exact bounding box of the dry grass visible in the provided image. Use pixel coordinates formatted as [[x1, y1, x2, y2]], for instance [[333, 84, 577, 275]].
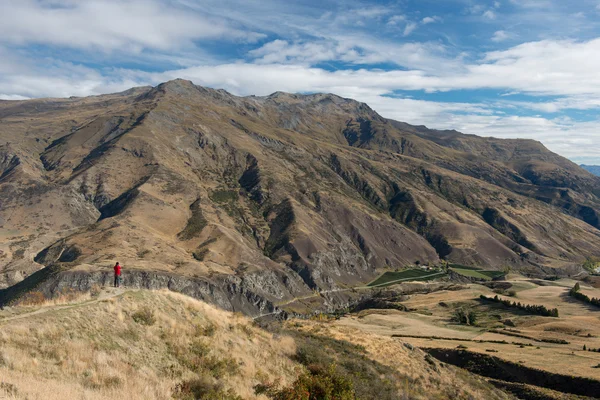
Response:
[[332, 279, 600, 380], [287, 319, 513, 400], [0, 288, 520, 400], [0, 289, 299, 400]]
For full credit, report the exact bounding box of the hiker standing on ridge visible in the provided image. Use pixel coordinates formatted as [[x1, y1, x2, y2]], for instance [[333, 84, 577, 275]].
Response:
[[114, 262, 122, 288]]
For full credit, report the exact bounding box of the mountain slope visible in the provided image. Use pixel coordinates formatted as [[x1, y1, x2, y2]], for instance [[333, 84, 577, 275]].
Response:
[[581, 165, 600, 176], [1, 79, 599, 313]]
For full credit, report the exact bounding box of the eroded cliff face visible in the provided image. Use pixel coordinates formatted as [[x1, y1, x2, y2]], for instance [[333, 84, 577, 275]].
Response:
[[1, 79, 599, 309]]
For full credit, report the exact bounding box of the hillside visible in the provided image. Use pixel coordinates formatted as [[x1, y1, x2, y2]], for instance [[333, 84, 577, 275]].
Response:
[[0, 289, 513, 400], [1, 79, 600, 314], [581, 165, 600, 176]]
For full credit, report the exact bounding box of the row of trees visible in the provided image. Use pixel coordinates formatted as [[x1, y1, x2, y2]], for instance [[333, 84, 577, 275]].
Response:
[[479, 295, 559, 317], [569, 283, 600, 308], [583, 345, 600, 352]]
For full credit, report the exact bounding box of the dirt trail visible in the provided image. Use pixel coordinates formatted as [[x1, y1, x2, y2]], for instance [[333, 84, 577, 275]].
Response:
[[0, 287, 127, 323]]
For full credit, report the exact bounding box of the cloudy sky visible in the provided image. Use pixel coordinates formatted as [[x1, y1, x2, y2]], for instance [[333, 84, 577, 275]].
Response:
[[1, 0, 599, 164]]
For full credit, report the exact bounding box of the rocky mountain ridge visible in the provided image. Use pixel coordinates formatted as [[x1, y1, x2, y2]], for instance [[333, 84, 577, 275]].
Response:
[[1, 79, 599, 313]]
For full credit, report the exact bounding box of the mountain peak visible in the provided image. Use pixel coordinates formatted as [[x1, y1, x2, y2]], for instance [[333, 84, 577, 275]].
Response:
[[156, 78, 198, 94]]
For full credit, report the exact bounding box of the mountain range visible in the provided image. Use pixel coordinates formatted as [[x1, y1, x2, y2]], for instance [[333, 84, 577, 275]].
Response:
[[581, 165, 600, 176], [1, 79, 599, 314]]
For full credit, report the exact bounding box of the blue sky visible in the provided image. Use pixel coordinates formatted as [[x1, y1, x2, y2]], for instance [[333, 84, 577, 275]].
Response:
[[1, 0, 599, 164]]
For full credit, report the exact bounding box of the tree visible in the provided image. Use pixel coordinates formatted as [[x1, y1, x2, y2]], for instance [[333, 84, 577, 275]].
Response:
[[583, 257, 600, 273]]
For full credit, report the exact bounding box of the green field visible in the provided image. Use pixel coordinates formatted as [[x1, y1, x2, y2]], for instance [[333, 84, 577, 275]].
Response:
[[367, 269, 446, 287], [447, 264, 482, 270], [450, 267, 504, 281]]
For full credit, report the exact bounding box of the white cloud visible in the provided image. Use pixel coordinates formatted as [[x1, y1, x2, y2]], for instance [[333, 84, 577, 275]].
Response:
[[247, 37, 454, 71], [0, 0, 264, 53], [6, 37, 600, 103], [403, 22, 418, 36], [422, 16, 439, 24], [0, 94, 30, 100], [491, 30, 509, 42], [483, 10, 497, 19], [387, 15, 406, 25]]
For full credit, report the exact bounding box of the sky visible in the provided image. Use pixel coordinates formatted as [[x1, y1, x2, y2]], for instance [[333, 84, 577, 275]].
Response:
[[1, 0, 599, 164]]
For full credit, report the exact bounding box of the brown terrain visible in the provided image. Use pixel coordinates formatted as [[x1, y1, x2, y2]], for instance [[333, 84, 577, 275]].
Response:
[[1, 79, 600, 314], [1, 79, 600, 399], [331, 276, 600, 399]]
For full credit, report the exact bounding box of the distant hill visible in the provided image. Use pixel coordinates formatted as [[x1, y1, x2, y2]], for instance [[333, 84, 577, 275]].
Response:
[[581, 165, 600, 176]]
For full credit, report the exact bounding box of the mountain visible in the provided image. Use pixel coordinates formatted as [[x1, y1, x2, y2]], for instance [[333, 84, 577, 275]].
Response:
[[1, 79, 600, 313], [581, 165, 600, 176]]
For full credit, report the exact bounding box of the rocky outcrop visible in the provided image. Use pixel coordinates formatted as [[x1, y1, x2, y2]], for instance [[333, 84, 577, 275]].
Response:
[[0, 266, 314, 317]]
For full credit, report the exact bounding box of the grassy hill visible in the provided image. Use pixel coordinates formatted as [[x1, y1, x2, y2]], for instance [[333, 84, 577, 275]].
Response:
[[0, 288, 513, 400]]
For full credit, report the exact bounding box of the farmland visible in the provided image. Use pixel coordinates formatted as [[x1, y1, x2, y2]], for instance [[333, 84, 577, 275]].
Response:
[[367, 269, 446, 287], [450, 266, 505, 280], [333, 275, 600, 398]]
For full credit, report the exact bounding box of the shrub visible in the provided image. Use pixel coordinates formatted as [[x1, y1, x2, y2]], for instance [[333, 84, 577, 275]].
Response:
[[20, 291, 46, 306], [90, 284, 101, 298], [255, 364, 355, 400], [195, 323, 216, 337], [175, 376, 242, 400], [452, 308, 477, 325], [583, 257, 600, 273], [189, 340, 210, 358], [204, 355, 239, 378], [0, 383, 18, 397], [132, 307, 156, 326]]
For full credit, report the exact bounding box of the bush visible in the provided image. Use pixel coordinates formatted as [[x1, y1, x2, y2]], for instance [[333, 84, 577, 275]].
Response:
[[90, 284, 101, 298], [255, 364, 355, 400], [175, 376, 242, 400], [20, 291, 46, 306], [583, 257, 600, 273], [452, 308, 477, 325], [195, 323, 217, 337], [132, 307, 156, 326]]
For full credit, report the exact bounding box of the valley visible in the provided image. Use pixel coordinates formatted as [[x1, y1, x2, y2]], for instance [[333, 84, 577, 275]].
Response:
[[330, 275, 600, 398]]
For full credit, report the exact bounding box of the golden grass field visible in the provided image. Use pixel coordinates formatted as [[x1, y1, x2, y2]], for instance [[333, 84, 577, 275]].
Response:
[[0, 288, 516, 400], [333, 277, 600, 381]]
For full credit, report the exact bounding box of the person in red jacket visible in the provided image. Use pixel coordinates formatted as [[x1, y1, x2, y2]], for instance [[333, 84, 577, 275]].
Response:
[[113, 262, 122, 288]]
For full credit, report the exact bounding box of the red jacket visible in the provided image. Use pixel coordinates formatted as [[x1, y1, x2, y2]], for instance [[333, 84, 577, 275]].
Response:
[[114, 264, 122, 276]]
